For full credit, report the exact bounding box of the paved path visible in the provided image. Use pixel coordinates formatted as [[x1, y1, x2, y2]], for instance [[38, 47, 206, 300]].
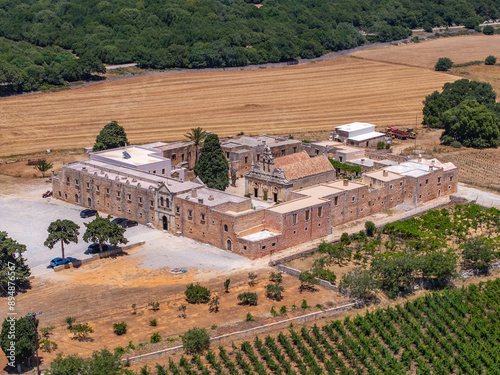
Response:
[[454, 183, 500, 209]]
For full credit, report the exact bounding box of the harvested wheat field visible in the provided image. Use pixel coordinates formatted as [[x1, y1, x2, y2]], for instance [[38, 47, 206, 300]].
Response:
[[0, 56, 455, 156], [351, 34, 500, 69]]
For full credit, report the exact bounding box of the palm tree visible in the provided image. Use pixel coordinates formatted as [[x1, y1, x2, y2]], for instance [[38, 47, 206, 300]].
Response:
[[184, 127, 208, 164], [44, 219, 80, 265]]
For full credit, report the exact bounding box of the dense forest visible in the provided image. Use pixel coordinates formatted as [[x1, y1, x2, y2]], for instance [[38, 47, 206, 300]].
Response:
[[0, 0, 499, 94]]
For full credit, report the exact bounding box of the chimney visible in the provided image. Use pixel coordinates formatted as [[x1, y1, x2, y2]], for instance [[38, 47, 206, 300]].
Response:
[[208, 195, 214, 201], [192, 189, 198, 198], [383, 170, 389, 177], [418, 153, 422, 163], [361, 158, 365, 164], [198, 198, 204, 204], [343, 179, 349, 186]]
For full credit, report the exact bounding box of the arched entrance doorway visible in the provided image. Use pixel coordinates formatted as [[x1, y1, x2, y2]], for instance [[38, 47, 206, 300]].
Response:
[[162, 215, 168, 230], [87, 197, 92, 207], [438, 189, 441, 197], [226, 239, 232, 250], [75, 194, 79, 204]]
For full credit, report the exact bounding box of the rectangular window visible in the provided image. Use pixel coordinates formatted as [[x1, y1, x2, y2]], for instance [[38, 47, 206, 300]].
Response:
[[438, 177, 442, 184], [188, 209, 193, 220], [305, 210, 310, 221], [162, 168, 165, 175], [75, 179, 79, 186], [176, 206, 180, 214], [390, 184, 393, 190], [86, 182, 90, 189], [425, 179, 428, 185], [226, 152, 230, 159], [106, 188, 110, 195], [293, 147, 297, 153], [200, 213, 206, 222], [281, 149, 285, 156], [351, 196, 355, 202], [400, 181, 403, 187], [257, 154, 260, 162], [127, 194, 131, 201], [450, 176, 453, 182], [96, 185, 100, 192], [138, 197, 143, 204], [292, 214, 298, 225], [150, 200, 154, 207], [334, 196, 338, 206], [172, 154, 176, 160], [117, 191, 121, 197], [318, 207, 323, 217], [66, 177, 70, 183], [315, 149, 319, 155]]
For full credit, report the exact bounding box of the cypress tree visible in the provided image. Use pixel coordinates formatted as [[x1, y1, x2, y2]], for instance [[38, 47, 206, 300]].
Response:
[[194, 134, 229, 190]]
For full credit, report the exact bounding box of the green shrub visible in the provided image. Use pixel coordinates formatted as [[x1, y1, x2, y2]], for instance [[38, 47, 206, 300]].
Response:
[[114, 346, 126, 356], [450, 141, 462, 148], [485, 55, 497, 65], [238, 292, 258, 305], [301, 299, 310, 310], [113, 322, 127, 336], [182, 327, 210, 354], [279, 305, 287, 316], [149, 319, 157, 327], [483, 25, 495, 35], [185, 284, 211, 304], [148, 302, 160, 311], [435, 57, 453, 71], [269, 272, 283, 283], [365, 221, 376, 237], [211, 324, 217, 330], [245, 313, 254, 322], [265, 283, 284, 301], [376, 141, 385, 150], [313, 268, 337, 284], [270, 306, 278, 317], [385, 143, 391, 149], [65, 316, 76, 329], [150, 332, 162, 343]]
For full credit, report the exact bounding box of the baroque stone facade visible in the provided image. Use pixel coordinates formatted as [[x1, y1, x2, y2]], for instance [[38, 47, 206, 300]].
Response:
[[245, 148, 336, 202]]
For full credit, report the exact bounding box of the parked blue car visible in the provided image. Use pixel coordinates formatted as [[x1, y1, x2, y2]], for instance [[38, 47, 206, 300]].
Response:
[[80, 209, 97, 218], [50, 257, 70, 267]]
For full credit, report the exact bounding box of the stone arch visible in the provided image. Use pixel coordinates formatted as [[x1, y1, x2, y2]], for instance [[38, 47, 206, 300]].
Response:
[[162, 215, 168, 230], [87, 197, 91, 207], [226, 239, 232, 251]]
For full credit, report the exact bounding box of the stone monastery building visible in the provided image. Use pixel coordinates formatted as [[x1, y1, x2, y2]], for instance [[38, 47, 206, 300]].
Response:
[[53, 135, 458, 259]]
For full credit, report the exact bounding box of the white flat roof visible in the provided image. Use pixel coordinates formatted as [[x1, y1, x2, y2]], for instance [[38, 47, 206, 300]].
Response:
[[386, 162, 431, 177], [93, 146, 166, 166], [335, 122, 376, 132], [240, 230, 280, 241], [349, 131, 386, 142]]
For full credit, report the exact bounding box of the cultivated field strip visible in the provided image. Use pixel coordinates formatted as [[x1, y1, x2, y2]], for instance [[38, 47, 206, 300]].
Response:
[[439, 149, 500, 192], [0, 57, 454, 156], [351, 34, 500, 70], [158, 279, 500, 375]]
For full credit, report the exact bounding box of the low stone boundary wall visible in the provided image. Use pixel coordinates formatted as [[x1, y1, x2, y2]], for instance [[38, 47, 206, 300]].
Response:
[[125, 301, 358, 363], [53, 241, 145, 271]]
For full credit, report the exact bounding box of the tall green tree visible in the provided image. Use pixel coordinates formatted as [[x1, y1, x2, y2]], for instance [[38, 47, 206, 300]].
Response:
[[83, 214, 128, 252], [462, 237, 497, 272], [184, 127, 208, 164], [93, 121, 129, 152], [1, 316, 38, 372], [434, 57, 453, 71], [0, 232, 30, 294], [440, 99, 500, 148], [44, 220, 80, 265], [194, 133, 229, 190], [33, 160, 54, 178]]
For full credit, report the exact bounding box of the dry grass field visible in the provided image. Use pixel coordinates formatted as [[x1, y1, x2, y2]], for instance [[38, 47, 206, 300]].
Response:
[[438, 148, 500, 192], [451, 64, 500, 99], [351, 34, 500, 69], [0, 56, 455, 156]]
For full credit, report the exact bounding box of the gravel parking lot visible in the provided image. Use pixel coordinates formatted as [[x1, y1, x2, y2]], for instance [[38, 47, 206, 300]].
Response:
[[0, 182, 255, 278]]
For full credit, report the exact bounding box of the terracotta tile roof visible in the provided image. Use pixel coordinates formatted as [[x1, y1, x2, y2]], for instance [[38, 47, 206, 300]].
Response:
[[274, 152, 309, 168], [281, 154, 334, 181]]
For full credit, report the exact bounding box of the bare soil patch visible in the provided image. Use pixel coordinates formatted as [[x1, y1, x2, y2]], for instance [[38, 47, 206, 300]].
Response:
[[0, 56, 454, 156], [351, 34, 500, 70], [0, 252, 349, 372]]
